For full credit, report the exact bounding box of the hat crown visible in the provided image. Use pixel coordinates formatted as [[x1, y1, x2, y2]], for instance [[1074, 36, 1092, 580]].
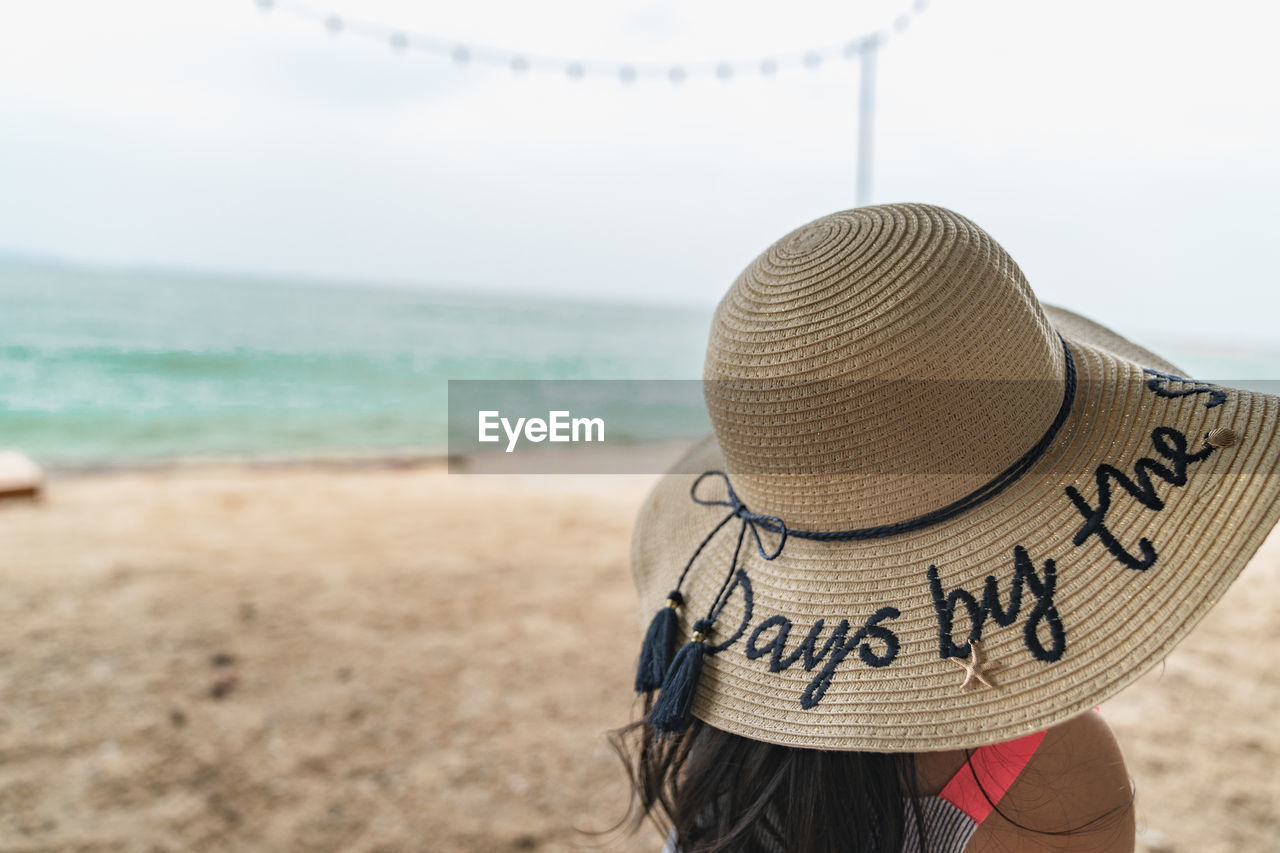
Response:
[[704, 203, 1065, 529]]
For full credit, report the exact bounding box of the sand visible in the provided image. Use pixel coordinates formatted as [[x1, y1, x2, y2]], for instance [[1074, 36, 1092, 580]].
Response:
[[0, 463, 1276, 852]]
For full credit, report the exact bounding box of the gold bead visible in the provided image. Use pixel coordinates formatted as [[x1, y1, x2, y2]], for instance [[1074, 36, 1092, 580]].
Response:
[[1205, 427, 1239, 449]]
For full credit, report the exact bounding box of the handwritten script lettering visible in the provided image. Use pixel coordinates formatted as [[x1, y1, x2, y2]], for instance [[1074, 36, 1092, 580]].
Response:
[[692, 384, 1226, 709], [928, 545, 1065, 662], [1065, 426, 1212, 570], [707, 569, 901, 709]]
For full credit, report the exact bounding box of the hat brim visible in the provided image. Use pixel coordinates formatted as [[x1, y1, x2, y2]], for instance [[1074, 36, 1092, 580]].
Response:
[[631, 307, 1280, 750]]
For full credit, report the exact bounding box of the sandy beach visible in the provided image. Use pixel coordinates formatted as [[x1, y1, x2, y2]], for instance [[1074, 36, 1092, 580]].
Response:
[[0, 462, 1277, 852]]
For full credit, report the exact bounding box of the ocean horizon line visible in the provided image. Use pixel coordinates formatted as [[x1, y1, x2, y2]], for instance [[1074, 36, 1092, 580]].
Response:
[[0, 252, 719, 315]]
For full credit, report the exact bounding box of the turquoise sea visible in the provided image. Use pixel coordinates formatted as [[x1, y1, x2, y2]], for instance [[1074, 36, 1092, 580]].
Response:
[[2, 261, 1276, 469], [0, 262, 710, 467]]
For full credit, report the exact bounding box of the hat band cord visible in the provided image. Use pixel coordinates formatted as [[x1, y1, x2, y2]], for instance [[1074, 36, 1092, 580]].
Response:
[[701, 334, 1078, 543]]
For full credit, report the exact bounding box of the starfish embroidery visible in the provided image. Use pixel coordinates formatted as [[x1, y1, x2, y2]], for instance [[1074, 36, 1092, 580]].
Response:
[[947, 640, 1003, 690]]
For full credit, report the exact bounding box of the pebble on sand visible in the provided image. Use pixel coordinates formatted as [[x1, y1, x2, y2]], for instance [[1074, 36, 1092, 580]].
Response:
[[0, 450, 43, 500]]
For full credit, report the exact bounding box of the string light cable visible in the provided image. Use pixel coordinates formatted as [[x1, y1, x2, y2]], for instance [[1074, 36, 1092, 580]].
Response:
[[255, 0, 932, 84]]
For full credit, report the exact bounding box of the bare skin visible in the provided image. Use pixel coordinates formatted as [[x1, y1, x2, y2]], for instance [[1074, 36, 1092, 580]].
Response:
[[913, 710, 1136, 852]]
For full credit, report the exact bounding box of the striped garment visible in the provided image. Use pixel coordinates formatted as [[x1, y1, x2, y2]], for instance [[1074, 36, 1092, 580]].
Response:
[[661, 729, 1046, 853]]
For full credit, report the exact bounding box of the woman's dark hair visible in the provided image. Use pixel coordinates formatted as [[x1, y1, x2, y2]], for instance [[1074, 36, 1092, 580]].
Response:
[[608, 696, 1136, 852], [608, 694, 929, 853]]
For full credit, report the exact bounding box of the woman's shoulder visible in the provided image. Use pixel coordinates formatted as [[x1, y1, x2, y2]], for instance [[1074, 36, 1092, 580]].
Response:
[[967, 709, 1135, 852]]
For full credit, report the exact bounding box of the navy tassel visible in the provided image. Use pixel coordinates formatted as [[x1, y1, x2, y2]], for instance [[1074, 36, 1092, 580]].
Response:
[[647, 619, 711, 734], [635, 591, 683, 692]]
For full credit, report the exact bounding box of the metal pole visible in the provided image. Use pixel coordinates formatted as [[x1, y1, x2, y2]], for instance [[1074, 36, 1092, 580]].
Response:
[[856, 39, 878, 206]]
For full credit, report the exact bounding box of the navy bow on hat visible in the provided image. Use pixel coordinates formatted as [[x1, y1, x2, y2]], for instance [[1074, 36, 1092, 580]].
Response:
[[636, 471, 788, 733]]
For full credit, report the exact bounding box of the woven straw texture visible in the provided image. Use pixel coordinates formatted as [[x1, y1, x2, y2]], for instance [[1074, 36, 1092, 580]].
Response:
[[631, 203, 1280, 751]]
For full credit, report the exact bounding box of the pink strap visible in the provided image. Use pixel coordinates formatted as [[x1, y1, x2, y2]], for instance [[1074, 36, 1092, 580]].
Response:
[[938, 728, 1047, 824]]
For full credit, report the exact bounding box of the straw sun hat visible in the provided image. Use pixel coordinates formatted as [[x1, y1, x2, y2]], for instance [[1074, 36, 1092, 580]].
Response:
[[630, 202, 1280, 751]]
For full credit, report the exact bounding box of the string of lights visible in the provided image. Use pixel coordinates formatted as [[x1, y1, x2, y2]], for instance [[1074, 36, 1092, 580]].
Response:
[[255, 0, 930, 84]]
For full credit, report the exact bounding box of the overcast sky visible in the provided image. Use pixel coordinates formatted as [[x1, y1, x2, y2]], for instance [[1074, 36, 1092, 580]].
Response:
[[2, 0, 1278, 344]]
